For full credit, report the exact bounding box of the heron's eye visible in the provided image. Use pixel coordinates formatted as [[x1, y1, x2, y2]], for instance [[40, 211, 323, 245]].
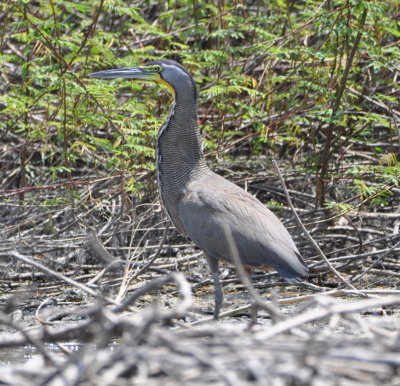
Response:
[[151, 64, 162, 72]]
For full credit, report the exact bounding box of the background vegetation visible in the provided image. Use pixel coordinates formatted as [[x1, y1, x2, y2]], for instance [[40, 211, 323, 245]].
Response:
[[1, 2, 400, 382], [2, 0, 399, 210]]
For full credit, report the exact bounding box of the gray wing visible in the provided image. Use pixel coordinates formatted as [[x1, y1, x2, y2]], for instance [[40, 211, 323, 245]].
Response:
[[178, 177, 308, 281]]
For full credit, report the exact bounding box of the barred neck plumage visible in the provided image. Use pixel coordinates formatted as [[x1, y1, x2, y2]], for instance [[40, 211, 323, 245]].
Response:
[[156, 80, 209, 231]]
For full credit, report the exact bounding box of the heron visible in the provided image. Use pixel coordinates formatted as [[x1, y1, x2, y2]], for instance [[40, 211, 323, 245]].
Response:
[[89, 60, 308, 319]]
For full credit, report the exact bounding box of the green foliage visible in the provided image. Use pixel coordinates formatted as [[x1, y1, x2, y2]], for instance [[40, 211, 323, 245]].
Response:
[[326, 200, 355, 215], [266, 199, 285, 210], [347, 162, 400, 207], [1, 0, 399, 210]]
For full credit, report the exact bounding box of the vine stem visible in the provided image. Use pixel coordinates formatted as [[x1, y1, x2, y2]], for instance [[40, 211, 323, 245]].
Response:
[[316, 6, 368, 207]]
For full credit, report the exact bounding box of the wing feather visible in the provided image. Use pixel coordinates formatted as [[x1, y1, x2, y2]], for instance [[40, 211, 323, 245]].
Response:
[[178, 177, 308, 280]]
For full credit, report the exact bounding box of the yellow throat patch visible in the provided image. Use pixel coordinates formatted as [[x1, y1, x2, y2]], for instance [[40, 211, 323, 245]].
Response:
[[157, 79, 175, 98]]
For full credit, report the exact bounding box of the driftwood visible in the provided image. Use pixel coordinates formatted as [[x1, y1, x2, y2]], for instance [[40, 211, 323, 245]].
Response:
[[1, 154, 400, 384], [0, 263, 399, 385]]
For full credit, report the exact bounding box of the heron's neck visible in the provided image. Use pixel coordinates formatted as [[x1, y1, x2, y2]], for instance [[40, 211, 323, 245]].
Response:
[[157, 92, 207, 185], [156, 89, 208, 230]]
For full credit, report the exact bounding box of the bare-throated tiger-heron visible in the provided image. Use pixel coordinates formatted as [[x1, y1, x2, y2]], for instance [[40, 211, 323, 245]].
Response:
[[89, 60, 308, 319]]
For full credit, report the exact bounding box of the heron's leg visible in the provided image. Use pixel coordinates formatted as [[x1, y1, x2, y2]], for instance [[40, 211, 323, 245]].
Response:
[[204, 253, 223, 320], [244, 268, 258, 326]]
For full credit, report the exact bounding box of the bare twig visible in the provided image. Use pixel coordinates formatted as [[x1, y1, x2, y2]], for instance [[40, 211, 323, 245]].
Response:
[[272, 160, 363, 294], [256, 295, 400, 340], [221, 222, 283, 323], [351, 239, 400, 283], [129, 223, 169, 282], [111, 272, 191, 315], [8, 251, 119, 304], [87, 227, 117, 264]]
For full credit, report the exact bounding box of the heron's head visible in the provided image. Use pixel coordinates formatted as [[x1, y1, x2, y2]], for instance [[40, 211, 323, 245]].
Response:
[[88, 59, 196, 100]]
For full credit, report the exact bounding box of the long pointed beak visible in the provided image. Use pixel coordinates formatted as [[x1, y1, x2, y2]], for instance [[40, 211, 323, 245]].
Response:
[[88, 66, 159, 80]]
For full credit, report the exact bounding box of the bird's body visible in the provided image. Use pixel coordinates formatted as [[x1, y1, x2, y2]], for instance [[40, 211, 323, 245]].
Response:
[[89, 60, 308, 318], [179, 172, 307, 279]]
